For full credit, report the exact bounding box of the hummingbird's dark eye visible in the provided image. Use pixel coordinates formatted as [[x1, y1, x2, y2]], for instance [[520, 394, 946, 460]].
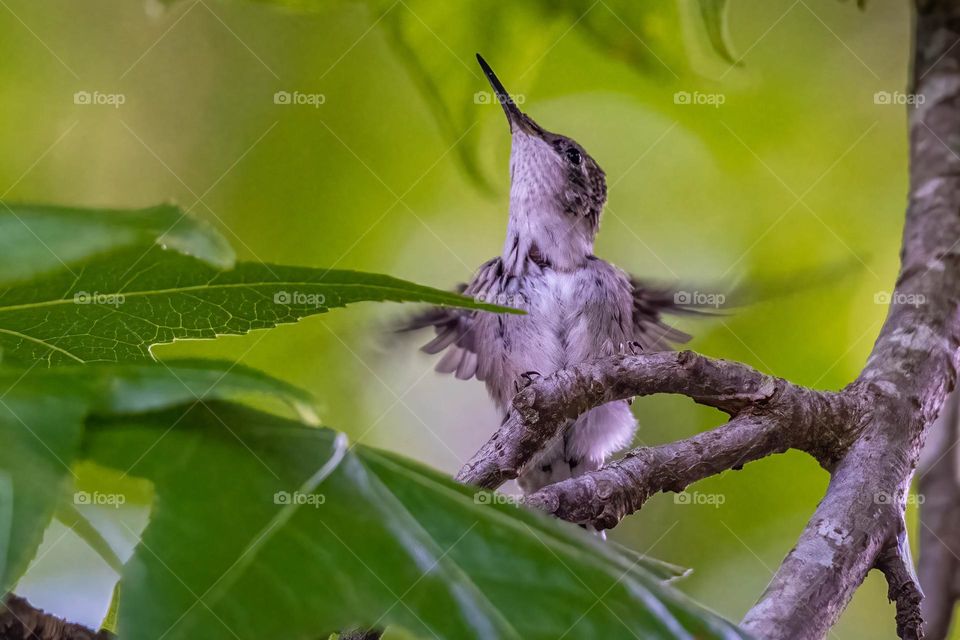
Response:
[[565, 147, 582, 165]]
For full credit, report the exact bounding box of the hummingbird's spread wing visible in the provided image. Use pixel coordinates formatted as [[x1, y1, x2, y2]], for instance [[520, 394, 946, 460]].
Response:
[[627, 277, 710, 351], [398, 259, 710, 391], [398, 301, 481, 380], [395, 257, 505, 382]]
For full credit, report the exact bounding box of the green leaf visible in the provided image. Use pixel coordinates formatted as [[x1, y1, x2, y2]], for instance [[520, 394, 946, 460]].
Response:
[[0, 246, 517, 366], [0, 364, 742, 637], [695, 0, 738, 65], [366, 446, 691, 583], [0, 378, 89, 591], [79, 359, 320, 424], [0, 362, 314, 592], [80, 403, 747, 640], [0, 203, 234, 285]]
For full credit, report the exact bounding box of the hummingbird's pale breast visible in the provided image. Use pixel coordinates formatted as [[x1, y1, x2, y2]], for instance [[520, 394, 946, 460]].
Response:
[[489, 260, 634, 403]]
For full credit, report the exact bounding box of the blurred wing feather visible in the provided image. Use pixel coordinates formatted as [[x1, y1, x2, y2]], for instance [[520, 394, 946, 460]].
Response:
[[396, 257, 503, 381]]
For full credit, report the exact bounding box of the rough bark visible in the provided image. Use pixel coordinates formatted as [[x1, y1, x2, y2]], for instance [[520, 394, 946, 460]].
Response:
[[878, 540, 926, 640], [518, 357, 855, 527], [339, 629, 384, 640], [456, 351, 789, 489], [454, 2, 960, 638]]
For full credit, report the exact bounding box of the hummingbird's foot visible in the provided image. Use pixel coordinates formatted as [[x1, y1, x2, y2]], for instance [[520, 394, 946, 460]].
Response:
[[618, 341, 644, 355], [515, 370, 543, 392]]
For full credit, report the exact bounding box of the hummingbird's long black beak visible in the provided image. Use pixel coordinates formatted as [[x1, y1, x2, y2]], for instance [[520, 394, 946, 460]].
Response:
[[476, 53, 539, 135]]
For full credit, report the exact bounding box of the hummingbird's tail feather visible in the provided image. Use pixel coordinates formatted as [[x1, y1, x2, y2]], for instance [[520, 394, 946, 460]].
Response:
[[517, 400, 636, 495], [516, 425, 586, 495]]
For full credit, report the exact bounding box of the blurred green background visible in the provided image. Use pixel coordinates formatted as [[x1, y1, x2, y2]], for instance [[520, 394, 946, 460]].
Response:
[[2, 0, 938, 637]]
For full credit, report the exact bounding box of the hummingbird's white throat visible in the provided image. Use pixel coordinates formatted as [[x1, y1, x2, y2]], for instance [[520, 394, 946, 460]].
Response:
[[503, 130, 597, 274]]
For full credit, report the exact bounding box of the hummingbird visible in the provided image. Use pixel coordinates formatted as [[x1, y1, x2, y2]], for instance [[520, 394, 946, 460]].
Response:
[[401, 54, 696, 494]]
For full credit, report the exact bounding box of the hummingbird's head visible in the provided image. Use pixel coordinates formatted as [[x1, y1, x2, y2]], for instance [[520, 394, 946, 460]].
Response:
[[477, 54, 607, 249]]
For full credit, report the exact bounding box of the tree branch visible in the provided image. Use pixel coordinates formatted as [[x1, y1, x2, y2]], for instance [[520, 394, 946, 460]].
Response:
[[456, 351, 786, 489], [742, 1, 960, 636], [878, 538, 925, 640], [523, 396, 850, 527], [339, 629, 384, 640]]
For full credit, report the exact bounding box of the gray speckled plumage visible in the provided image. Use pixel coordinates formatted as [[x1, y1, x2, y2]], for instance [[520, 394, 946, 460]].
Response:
[[401, 55, 695, 493]]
